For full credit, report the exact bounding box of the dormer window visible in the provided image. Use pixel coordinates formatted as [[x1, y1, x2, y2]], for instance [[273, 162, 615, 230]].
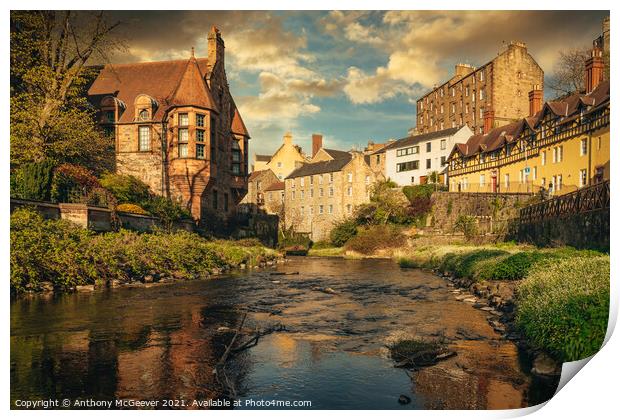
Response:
[[139, 109, 149, 121]]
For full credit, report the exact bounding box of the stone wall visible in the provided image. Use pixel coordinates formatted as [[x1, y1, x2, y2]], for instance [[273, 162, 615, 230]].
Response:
[[430, 192, 527, 234], [508, 208, 609, 251], [232, 213, 279, 247]]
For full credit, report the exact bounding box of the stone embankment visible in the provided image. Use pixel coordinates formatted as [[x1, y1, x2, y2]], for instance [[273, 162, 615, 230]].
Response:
[[27, 256, 285, 297], [439, 272, 561, 378]]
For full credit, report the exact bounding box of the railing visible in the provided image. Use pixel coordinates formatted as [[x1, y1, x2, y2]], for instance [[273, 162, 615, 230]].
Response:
[[518, 180, 609, 224], [449, 181, 541, 195], [448, 108, 610, 177]]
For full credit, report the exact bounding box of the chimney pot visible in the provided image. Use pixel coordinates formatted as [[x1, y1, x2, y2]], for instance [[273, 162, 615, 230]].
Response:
[[483, 110, 495, 134], [585, 47, 605, 93], [528, 86, 543, 117]]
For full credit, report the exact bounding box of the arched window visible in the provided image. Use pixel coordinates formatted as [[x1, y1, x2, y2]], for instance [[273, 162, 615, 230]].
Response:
[[139, 109, 149, 121]]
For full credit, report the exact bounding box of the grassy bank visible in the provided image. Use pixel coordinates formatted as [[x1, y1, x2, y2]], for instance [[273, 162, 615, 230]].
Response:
[[10, 208, 278, 294], [397, 243, 609, 361]]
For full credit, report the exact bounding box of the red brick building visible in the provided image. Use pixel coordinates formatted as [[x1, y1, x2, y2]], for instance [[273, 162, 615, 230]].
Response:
[[88, 27, 250, 224]]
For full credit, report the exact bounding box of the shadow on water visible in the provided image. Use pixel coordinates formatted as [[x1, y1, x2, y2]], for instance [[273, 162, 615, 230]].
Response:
[[10, 257, 559, 409]]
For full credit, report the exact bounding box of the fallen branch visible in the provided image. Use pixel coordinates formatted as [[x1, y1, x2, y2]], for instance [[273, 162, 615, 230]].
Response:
[[232, 323, 286, 354]]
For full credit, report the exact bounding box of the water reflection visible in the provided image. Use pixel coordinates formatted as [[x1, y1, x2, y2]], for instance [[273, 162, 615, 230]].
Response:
[[11, 257, 558, 409]]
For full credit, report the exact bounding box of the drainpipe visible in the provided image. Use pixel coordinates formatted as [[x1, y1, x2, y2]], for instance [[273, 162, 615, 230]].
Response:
[[161, 112, 169, 198]]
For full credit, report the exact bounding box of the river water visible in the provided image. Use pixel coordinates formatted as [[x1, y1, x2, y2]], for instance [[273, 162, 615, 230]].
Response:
[[11, 257, 558, 409]]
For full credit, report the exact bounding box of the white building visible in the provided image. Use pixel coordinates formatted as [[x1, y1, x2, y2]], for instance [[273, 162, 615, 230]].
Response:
[[384, 126, 472, 186]]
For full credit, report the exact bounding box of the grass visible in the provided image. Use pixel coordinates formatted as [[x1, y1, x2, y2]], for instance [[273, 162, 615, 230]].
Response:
[[10, 208, 278, 294], [308, 247, 344, 257], [516, 256, 609, 361]]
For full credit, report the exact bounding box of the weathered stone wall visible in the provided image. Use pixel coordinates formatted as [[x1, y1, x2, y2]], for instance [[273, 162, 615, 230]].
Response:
[[10, 199, 60, 220], [508, 208, 609, 251], [430, 192, 526, 234]]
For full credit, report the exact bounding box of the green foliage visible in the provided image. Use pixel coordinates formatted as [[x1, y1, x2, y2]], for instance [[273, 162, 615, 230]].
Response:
[[143, 196, 192, 232], [476, 251, 544, 281], [11, 159, 55, 200], [10, 11, 118, 172], [278, 227, 312, 251], [454, 215, 478, 240], [116, 203, 149, 215], [10, 208, 276, 294], [345, 224, 407, 254], [402, 184, 436, 202], [516, 256, 609, 361], [329, 218, 358, 247], [100, 173, 152, 206], [51, 163, 109, 205], [398, 257, 420, 269], [439, 249, 509, 279], [446, 199, 453, 215], [353, 181, 417, 226]]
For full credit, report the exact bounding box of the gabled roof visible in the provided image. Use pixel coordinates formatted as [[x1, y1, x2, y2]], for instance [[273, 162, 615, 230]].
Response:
[[264, 181, 285, 191], [286, 153, 353, 179], [248, 169, 274, 181], [88, 56, 216, 123], [384, 126, 462, 151], [323, 148, 351, 160]]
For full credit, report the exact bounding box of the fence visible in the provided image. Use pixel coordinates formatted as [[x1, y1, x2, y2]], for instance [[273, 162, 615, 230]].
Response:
[[509, 180, 610, 250], [449, 181, 581, 196]]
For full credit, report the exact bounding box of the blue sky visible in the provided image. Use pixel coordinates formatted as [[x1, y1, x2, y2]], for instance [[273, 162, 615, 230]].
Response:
[[107, 10, 608, 158]]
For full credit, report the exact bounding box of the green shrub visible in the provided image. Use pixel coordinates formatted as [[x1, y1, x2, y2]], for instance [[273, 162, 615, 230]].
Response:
[[516, 256, 610, 361], [454, 215, 478, 240], [329, 218, 358, 247], [144, 196, 192, 232], [10, 208, 275, 294], [398, 257, 420, 268], [402, 184, 435, 202], [100, 173, 152, 205], [278, 228, 312, 251], [476, 251, 544, 281], [116, 203, 149, 215], [51, 163, 109, 206], [345, 224, 406, 254], [12, 159, 55, 201], [438, 249, 509, 279]]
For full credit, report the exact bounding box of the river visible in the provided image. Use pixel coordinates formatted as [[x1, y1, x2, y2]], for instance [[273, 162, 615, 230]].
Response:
[[10, 257, 559, 409]]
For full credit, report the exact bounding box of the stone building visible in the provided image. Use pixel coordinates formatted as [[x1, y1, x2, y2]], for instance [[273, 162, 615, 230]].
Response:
[[88, 26, 250, 224], [415, 41, 544, 136], [446, 48, 609, 196], [239, 168, 281, 214], [284, 139, 379, 241], [384, 125, 473, 186], [251, 132, 309, 180]]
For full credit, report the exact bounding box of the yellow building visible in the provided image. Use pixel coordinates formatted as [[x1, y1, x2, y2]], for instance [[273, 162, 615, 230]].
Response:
[[447, 50, 609, 196], [251, 132, 309, 180]]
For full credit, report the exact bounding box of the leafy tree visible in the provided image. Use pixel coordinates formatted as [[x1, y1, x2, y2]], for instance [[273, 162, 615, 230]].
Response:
[[144, 196, 192, 233], [100, 173, 152, 205], [12, 159, 55, 200], [330, 218, 358, 247], [10, 11, 122, 172]]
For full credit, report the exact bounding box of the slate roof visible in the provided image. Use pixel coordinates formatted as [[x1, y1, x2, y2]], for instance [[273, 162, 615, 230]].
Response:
[[323, 148, 352, 160], [384, 126, 462, 151], [286, 154, 352, 179], [254, 154, 272, 162], [264, 181, 285, 191]]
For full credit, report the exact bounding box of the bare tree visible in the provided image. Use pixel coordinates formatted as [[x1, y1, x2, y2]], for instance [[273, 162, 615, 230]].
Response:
[[546, 47, 590, 98]]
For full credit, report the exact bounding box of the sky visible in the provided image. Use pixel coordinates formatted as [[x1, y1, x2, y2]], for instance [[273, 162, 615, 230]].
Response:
[[102, 10, 608, 158]]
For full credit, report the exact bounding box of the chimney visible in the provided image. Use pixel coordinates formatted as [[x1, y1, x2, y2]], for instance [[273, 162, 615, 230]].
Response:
[[312, 134, 323, 157], [585, 48, 604, 93], [483, 110, 494, 134], [454, 63, 474, 78], [283, 132, 293, 146], [528, 85, 543, 116], [207, 26, 225, 69]]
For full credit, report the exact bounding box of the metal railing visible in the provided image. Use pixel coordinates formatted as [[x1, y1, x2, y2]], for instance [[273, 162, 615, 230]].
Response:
[[518, 180, 609, 224]]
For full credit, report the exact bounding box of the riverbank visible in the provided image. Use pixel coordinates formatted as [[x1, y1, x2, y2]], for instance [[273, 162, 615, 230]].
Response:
[[10, 208, 280, 295]]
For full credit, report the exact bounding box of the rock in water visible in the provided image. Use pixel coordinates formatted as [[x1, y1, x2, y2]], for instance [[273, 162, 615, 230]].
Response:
[[531, 353, 560, 377], [398, 395, 412, 405]]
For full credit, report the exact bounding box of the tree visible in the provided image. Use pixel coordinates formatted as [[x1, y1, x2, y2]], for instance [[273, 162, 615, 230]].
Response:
[[547, 46, 610, 98], [10, 11, 123, 173]]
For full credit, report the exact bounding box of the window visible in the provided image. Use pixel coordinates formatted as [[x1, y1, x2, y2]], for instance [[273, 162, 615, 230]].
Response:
[[139, 109, 149, 121], [480, 174, 485, 186], [580, 169, 587, 187], [138, 126, 150, 151], [103, 126, 115, 138], [347, 173, 352, 182], [300, 190, 305, 200], [580, 139, 588, 156], [178, 113, 189, 126], [396, 161, 419, 172], [479, 89, 485, 100], [465, 86, 470, 97], [426, 142, 431, 153], [310, 189, 314, 198], [329, 187, 334, 197], [376, 155, 381, 164], [411, 176, 415, 184], [319, 174, 323, 184], [557, 175, 563, 191], [212, 191, 218, 209], [310, 205, 314, 215], [479, 71, 484, 81], [440, 139, 446, 150], [300, 206, 304, 216], [319, 205, 324, 214], [106, 111, 115, 123], [196, 114, 205, 127], [541, 151, 546, 165], [224, 193, 229, 212], [291, 191, 295, 200], [178, 128, 188, 157], [197, 129, 205, 143], [347, 204, 352, 214], [329, 173, 334, 183], [426, 159, 431, 169], [533, 166, 537, 180], [479, 108, 484, 118], [440, 156, 446, 165], [365, 175, 370, 185], [328, 205, 333, 214], [310, 176, 314, 185], [300, 177, 305, 187], [347, 186, 352, 196], [504, 174, 510, 188], [210, 115, 216, 161], [277, 162, 282, 168], [319, 188, 324, 197], [196, 144, 205, 159]]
